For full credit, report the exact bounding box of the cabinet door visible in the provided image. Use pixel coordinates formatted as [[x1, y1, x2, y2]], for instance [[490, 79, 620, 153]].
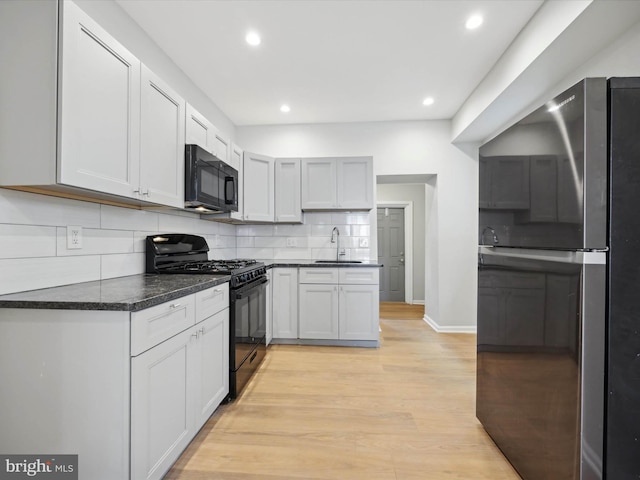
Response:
[[228, 144, 244, 221], [337, 157, 373, 209], [59, 1, 141, 198], [243, 152, 275, 222], [131, 327, 195, 480], [186, 104, 215, 153], [299, 284, 339, 339], [339, 284, 379, 340], [140, 65, 185, 208], [301, 158, 337, 209], [212, 132, 231, 164], [193, 310, 229, 431], [272, 268, 298, 338], [275, 158, 302, 223]]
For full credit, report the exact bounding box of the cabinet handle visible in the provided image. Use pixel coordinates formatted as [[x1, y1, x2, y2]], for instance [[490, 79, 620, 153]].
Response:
[[169, 303, 181, 309]]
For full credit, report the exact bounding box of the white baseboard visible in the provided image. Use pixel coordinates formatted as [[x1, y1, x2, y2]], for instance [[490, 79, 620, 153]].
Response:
[[423, 314, 477, 334], [411, 300, 425, 305]]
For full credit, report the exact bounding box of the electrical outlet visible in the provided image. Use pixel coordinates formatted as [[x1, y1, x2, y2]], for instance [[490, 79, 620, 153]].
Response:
[[286, 237, 297, 247], [359, 238, 369, 248], [67, 226, 83, 249]]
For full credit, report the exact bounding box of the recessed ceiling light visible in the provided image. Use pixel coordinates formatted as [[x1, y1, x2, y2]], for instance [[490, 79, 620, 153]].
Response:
[[465, 14, 483, 30], [280, 104, 291, 113], [422, 97, 435, 106], [245, 31, 261, 46]]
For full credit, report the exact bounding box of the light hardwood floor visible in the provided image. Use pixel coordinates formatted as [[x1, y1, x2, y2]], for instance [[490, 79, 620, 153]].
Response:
[[165, 303, 520, 480]]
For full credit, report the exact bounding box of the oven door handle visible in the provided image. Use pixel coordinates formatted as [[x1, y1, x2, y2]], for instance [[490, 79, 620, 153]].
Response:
[[234, 277, 269, 299]]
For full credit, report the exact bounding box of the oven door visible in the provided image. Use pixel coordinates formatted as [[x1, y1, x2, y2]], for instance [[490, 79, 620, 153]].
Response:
[[232, 277, 267, 369]]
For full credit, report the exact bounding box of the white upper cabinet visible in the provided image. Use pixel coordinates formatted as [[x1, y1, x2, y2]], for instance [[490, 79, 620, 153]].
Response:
[[185, 104, 232, 166], [337, 157, 374, 209], [0, 1, 188, 209], [301, 157, 373, 210], [59, 0, 141, 198], [301, 158, 337, 209], [275, 158, 302, 223], [212, 132, 231, 164], [243, 151, 275, 222], [140, 66, 185, 208], [226, 144, 245, 221], [185, 104, 216, 154]]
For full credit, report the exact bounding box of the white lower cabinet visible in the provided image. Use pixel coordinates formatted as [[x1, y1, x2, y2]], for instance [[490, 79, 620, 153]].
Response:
[[339, 284, 379, 340], [297, 267, 379, 342], [298, 283, 339, 339], [271, 268, 299, 339], [131, 289, 229, 480], [131, 326, 194, 480], [0, 283, 230, 480]]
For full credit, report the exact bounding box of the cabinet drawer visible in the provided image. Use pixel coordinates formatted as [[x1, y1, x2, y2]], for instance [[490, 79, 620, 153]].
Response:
[[299, 268, 339, 284], [195, 283, 229, 322], [131, 295, 196, 356], [339, 268, 379, 285]]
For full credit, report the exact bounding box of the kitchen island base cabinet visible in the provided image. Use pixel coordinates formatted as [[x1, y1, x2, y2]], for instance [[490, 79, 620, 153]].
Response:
[[0, 309, 131, 480], [0, 285, 229, 480]]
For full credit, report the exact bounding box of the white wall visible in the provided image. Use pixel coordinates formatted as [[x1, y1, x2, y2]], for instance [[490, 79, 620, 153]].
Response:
[[376, 184, 426, 303], [238, 120, 478, 332]]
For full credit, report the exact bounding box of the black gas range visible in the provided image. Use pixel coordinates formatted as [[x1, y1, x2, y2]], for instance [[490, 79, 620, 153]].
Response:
[[145, 234, 266, 288], [146, 234, 268, 400]]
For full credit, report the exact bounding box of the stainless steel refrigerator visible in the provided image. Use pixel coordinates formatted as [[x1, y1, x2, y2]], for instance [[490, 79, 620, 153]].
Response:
[[477, 77, 640, 480]]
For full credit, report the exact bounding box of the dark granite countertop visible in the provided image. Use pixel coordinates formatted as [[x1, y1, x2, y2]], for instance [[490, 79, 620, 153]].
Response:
[[263, 259, 382, 268], [0, 274, 230, 312]]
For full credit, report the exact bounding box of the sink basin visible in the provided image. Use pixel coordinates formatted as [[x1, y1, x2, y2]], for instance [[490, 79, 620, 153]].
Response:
[[315, 260, 363, 264]]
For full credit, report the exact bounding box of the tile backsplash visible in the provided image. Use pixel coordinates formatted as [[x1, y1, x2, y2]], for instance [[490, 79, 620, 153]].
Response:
[[0, 190, 373, 295], [0, 189, 236, 295], [236, 212, 372, 261]]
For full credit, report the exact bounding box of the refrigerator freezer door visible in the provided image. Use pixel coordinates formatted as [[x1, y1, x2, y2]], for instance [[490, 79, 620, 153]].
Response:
[[477, 248, 605, 480]]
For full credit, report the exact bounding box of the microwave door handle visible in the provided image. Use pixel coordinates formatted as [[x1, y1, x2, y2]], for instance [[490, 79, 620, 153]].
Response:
[[225, 176, 236, 204]]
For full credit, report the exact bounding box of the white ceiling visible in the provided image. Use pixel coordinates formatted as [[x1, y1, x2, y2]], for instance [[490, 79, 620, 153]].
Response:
[[116, 0, 544, 127]]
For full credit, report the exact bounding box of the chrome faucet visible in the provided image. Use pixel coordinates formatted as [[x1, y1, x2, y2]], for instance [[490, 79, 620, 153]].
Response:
[[330, 227, 344, 261], [480, 226, 499, 246]]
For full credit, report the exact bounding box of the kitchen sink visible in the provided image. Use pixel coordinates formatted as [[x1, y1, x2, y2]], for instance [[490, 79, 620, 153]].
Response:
[[315, 260, 363, 264]]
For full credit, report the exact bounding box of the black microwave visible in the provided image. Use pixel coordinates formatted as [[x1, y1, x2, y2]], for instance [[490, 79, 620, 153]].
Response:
[[184, 144, 238, 213]]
